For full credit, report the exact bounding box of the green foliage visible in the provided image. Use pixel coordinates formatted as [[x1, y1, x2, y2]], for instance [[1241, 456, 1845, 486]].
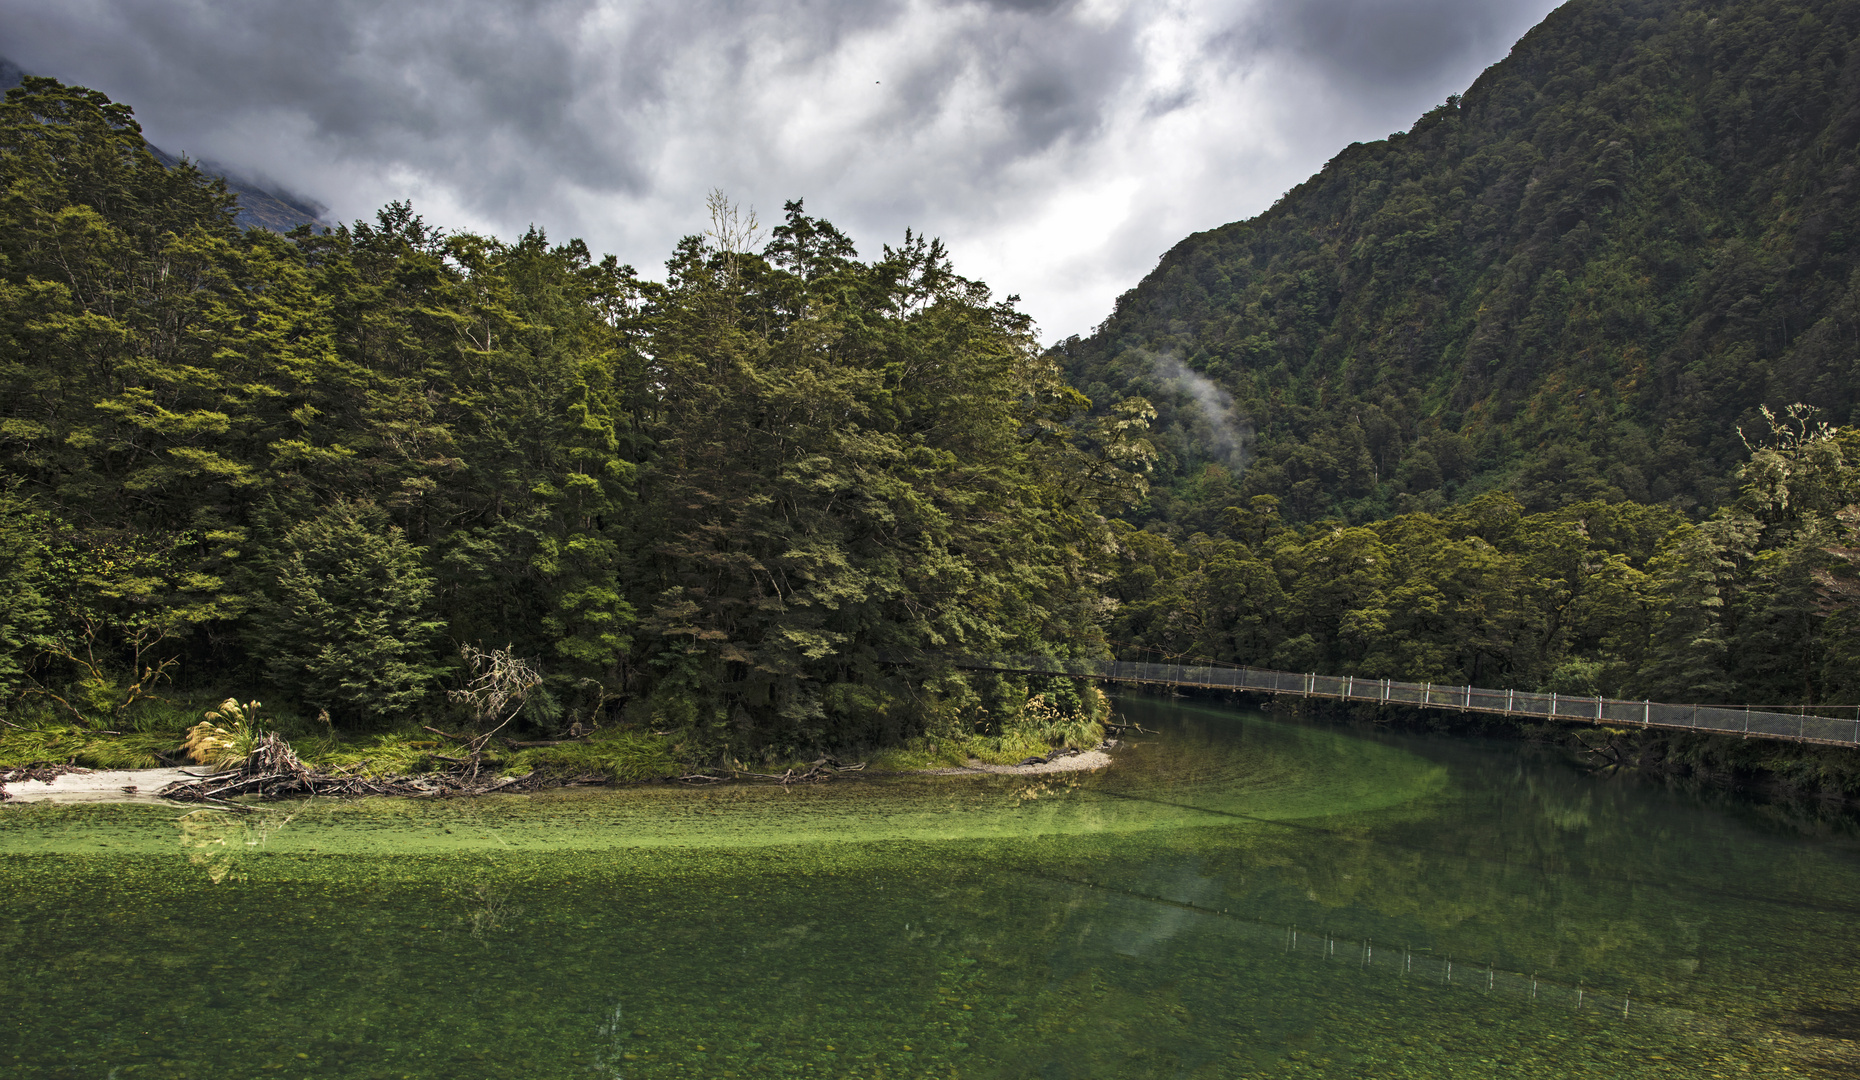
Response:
[[1061, 0, 1860, 715], [0, 478, 51, 696], [252, 501, 446, 724], [870, 683, 1107, 767], [0, 77, 1146, 753], [626, 198, 1126, 751], [0, 723, 181, 770], [1107, 409, 1860, 710], [507, 729, 678, 781], [18, 15, 1859, 758], [304, 733, 447, 778], [1059, 0, 1860, 531]]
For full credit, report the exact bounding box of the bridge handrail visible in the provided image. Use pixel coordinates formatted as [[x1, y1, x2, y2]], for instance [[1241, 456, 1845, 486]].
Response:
[[932, 653, 1860, 748]]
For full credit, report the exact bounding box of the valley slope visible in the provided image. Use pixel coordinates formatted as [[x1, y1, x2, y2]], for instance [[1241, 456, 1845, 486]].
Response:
[[1059, 0, 1860, 529]]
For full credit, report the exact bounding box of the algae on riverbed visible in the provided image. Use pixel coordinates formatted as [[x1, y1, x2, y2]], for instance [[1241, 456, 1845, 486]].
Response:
[[2, 697, 1857, 1078]]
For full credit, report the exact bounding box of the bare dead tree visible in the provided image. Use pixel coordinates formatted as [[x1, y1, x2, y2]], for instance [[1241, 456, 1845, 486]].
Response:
[[438, 644, 544, 777]]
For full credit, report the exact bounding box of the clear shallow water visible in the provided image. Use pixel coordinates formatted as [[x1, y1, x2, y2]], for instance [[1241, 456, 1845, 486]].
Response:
[[3, 696, 1858, 1078]]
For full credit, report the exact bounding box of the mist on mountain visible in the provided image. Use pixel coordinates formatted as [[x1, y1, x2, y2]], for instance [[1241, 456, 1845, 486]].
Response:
[[1060, 0, 1860, 531], [0, 56, 324, 233]]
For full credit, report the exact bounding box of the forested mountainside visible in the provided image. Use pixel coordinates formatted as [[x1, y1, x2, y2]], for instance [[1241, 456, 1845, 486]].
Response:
[[1059, 0, 1860, 530], [1068, 0, 1860, 721], [0, 77, 1149, 756], [0, 59, 326, 233]]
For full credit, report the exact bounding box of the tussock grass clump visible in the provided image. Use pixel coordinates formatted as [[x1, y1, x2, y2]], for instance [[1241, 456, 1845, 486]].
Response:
[[1018, 693, 1106, 753], [181, 699, 266, 767]]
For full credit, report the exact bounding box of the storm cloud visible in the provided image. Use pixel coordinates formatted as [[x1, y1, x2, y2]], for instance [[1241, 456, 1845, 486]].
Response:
[[0, 0, 1558, 339]]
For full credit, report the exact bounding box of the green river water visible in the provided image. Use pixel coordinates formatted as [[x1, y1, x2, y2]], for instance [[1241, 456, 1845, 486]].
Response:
[[2, 695, 1858, 1079]]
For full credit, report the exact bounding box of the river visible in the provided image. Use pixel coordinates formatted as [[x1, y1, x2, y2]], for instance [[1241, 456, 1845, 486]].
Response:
[[2, 694, 1857, 1077]]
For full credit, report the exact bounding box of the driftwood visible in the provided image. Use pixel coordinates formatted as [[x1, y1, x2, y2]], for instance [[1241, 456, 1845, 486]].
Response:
[[734, 757, 867, 785], [155, 734, 583, 802], [1, 764, 93, 784], [155, 738, 874, 802]]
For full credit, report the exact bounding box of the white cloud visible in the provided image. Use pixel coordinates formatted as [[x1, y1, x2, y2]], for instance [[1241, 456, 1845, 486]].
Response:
[[0, 0, 1559, 340]]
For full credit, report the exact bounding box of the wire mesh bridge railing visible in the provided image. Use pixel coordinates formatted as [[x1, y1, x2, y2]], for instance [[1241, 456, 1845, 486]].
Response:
[[947, 655, 1860, 749]]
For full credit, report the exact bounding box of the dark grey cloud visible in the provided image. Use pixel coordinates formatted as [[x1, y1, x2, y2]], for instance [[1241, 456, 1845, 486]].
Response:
[[0, 0, 1561, 338], [1230, 0, 1547, 93]]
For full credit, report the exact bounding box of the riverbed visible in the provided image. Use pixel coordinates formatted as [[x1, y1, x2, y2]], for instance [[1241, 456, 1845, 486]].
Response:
[[2, 695, 1856, 1078]]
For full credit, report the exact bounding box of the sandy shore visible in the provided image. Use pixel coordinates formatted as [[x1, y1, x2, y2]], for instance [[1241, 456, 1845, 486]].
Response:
[[1, 748, 1113, 806], [917, 750, 1112, 777], [0, 768, 209, 805]]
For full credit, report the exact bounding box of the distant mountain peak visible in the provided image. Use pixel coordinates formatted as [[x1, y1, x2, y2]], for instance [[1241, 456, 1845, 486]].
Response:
[[0, 58, 327, 234]]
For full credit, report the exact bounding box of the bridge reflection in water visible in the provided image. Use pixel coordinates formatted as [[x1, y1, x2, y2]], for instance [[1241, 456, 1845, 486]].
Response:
[[943, 655, 1860, 749], [1028, 868, 1643, 1023]]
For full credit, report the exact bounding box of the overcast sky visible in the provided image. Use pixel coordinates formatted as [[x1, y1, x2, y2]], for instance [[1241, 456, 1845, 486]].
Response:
[[1, 0, 1560, 341]]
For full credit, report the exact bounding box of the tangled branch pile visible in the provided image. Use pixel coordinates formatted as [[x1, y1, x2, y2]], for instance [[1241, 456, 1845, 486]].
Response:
[[156, 733, 624, 802]]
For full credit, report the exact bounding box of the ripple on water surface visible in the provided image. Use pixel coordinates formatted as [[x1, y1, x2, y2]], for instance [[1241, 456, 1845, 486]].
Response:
[[1, 695, 1856, 1078]]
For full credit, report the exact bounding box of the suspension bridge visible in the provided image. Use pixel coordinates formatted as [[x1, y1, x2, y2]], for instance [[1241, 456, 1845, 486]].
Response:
[[940, 654, 1860, 749]]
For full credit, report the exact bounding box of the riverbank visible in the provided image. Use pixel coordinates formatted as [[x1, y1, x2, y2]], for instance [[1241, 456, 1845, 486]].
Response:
[[0, 748, 1115, 805], [0, 766, 205, 805], [915, 749, 1112, 776]]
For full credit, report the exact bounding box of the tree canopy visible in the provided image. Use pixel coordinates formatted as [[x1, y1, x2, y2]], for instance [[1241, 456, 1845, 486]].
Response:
[[1060, 0, 1860, 530], [0, 77, 1152, 753], [10, 0, 1860, 758]]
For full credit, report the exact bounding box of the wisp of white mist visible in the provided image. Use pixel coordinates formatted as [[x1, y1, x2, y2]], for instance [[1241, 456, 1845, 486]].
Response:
[[1150, 353, 1253, 475]]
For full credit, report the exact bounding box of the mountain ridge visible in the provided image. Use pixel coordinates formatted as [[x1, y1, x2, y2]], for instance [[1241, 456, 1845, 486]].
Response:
[[1058, 0, 1860, 530]]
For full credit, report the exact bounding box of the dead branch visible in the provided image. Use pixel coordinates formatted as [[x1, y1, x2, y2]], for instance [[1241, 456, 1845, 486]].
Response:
[[446, 644, 544, 778], [735, 757, 867, 784]]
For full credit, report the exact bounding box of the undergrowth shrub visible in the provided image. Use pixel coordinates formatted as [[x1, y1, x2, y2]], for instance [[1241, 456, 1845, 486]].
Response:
[[869, 687, 1110, 768], [0, 725, 181, 769], [305, 733, 445, 777], [509, 729, 677, 780]]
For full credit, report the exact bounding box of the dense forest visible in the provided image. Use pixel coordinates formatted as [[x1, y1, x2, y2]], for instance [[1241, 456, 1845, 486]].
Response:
[[1107, 413, 1860, 710], [0, 76, 1152, 762], [1061, 0, 1860, 528], [1060, 0, 1860, 724], [7, 0, 1860, 783]]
